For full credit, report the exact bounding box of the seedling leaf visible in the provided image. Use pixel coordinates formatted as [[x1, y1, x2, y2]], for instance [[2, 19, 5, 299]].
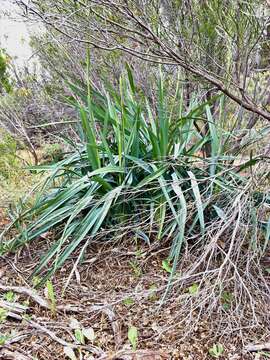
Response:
[[74, 328, 85, 345], [209, 343, 224, 358], [128, 325, 138, 351], [63, 346, 77, 360], [188, 283, 199, 295], [162, 259, 172, 274], [82, 327, 95, 341]]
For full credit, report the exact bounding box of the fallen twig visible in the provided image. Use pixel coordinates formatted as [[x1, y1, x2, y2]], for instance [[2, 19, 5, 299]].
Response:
[[245, 343, 270, 352], [0, 300, 29, 320], [27, 319, 104, 356], [0, 284, 50, 309], [0, 284, 84, 313], [97, 349, 169, 359], [0, 300, 28, 314], [0, 349, 32, 360], [96, 306, 122, 348], [0, 283, 124, 348], [1, 334, 30, 346], [0, 308, 104, 356]]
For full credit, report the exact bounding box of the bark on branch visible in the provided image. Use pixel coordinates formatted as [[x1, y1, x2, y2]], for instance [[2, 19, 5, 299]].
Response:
[[15, 0, 270, 122]]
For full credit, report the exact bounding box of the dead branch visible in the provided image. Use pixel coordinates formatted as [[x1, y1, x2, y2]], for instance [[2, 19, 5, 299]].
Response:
[[0, 349, 32, 360], [0, 283, 83, 313], [245, 343, 270, 352], [97, 349, 169, 360], [0, 309, 104, 356], [15, 0, 270, 122]]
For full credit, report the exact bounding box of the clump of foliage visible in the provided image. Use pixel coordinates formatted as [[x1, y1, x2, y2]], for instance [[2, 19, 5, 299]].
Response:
[[0, 130, 41, 209], [0, 49, 12, 94], [0, 131, 20, 179], [42, 143, 64, 164], [2, 65, 269, 289]]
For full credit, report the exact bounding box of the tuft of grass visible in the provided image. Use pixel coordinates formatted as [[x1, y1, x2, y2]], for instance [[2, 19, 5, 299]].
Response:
[[2, 66, 268, 290]]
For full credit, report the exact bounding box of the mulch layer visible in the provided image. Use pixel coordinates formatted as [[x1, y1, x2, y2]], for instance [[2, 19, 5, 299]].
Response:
[[0, 231, 269, 360]]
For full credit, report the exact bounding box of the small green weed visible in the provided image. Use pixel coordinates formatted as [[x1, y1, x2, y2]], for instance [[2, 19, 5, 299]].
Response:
[[123, 298, 135, 306], [46, 280, 56, 315], [32, 276, 42, 287], [74, 328, 85, 345], [128, 325, 138, 351], [162, 259, 172, 274], [69, 317, 95, 346], [188, 283, 199, 295], [148, 284, 158, 301], [0, 334, 9, 345], [0, 308, 7, 323], [3, 291, 16, 302], [221, 291, 233, 310], [209, 343, 224, 358], [129, 260, 142, 277]]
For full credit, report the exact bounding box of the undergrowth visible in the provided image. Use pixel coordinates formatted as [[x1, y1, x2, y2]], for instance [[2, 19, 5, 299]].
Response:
[[0, 131, 40, 210]]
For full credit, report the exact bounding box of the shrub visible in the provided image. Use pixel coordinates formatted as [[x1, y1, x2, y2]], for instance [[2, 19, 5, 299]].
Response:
[[0, 49, 13, 94], [0, 130, 41, 212], [2, 66, 268, 284], [0, 131, 20, 179]]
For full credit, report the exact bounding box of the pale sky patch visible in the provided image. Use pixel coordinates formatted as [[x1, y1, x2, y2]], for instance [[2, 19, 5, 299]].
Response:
[[0, 0, 40, 70]]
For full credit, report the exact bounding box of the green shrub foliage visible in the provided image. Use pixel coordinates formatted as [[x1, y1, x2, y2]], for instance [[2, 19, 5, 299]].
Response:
[[2, 66, 268, 281]]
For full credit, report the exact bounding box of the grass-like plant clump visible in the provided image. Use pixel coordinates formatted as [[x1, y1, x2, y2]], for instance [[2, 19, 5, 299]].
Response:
[[1, 66, 269, 302]]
